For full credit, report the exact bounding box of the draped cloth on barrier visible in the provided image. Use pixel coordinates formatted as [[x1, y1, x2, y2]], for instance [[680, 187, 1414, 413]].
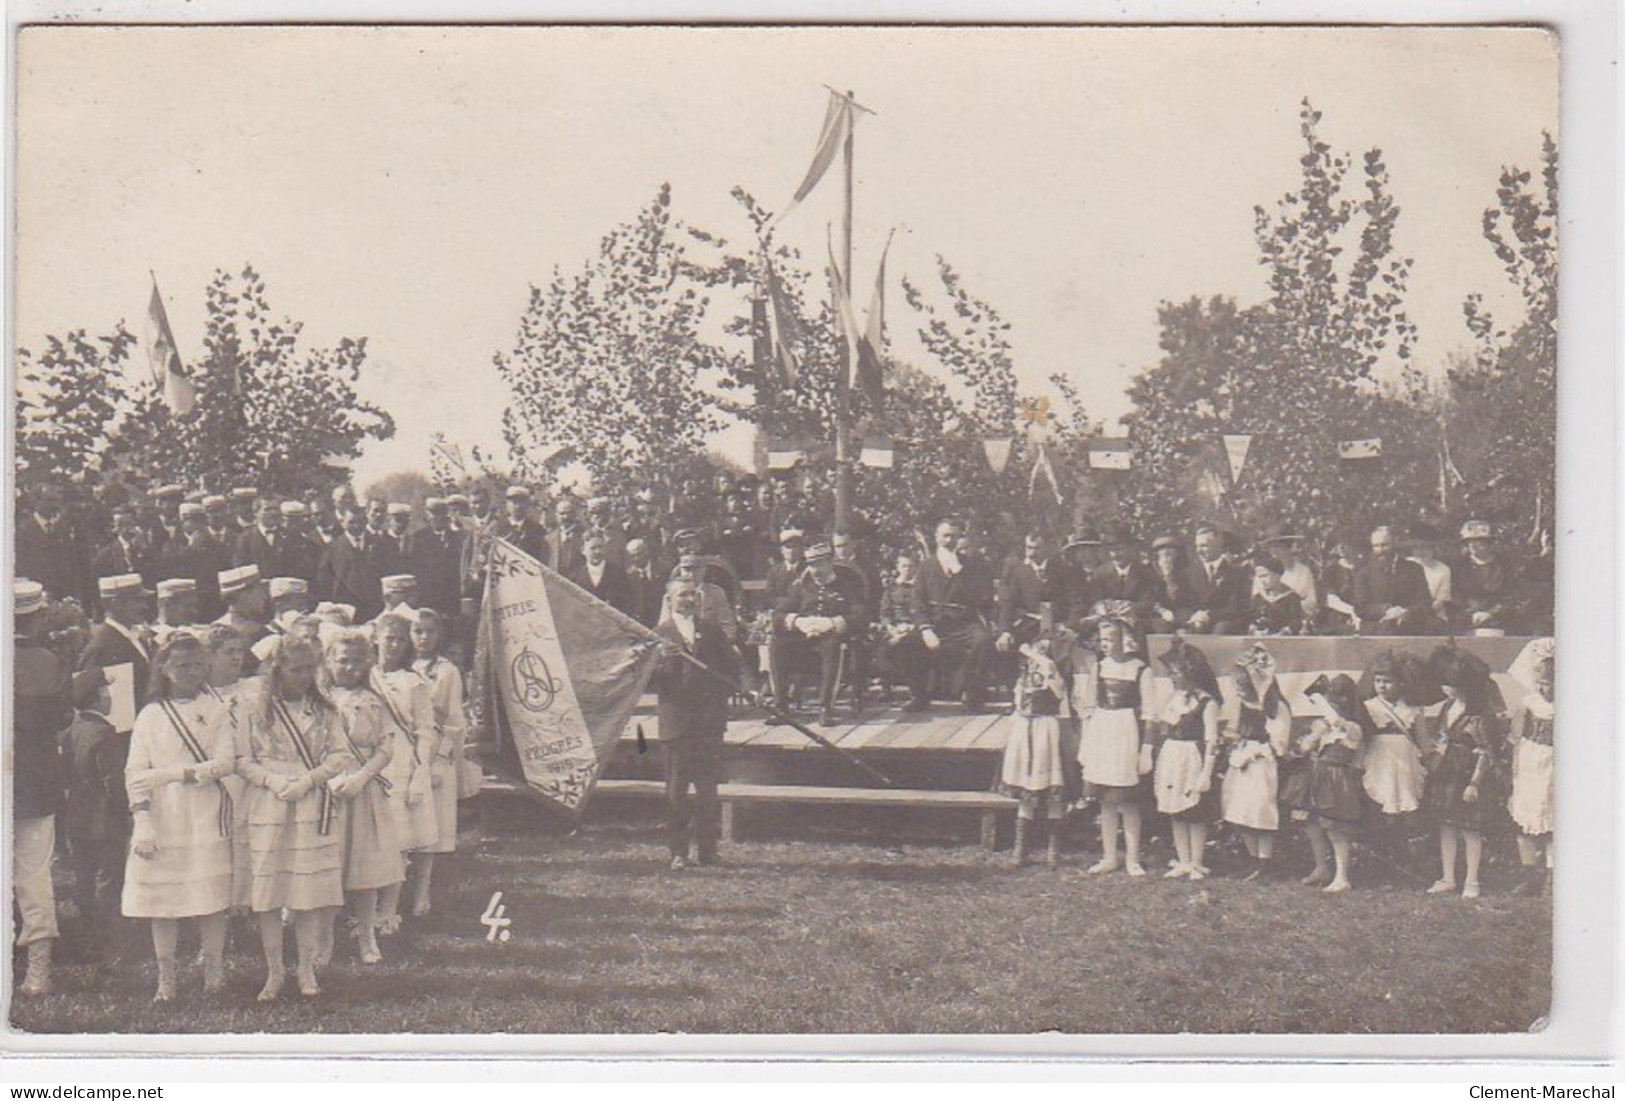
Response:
[[1137, 635, 1542, 719], [472, 538, 662, 818]]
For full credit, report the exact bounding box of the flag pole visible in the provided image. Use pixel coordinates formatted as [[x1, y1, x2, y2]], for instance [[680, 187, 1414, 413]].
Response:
[[832, 89, 857, 536]]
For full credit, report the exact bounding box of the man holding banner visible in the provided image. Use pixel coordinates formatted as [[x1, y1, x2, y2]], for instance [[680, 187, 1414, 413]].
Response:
[[654, 578, 740, 869]]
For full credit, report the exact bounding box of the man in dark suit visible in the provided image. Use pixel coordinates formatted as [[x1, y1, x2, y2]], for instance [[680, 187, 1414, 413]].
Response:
[[153, 502, 230, 621], [277, 502, 326, 589], [146, 484, 186, 560], [1186, 525, 1252, 634], [621, 538, 663, 627], [1088, 523, 1159, 627], [654, 577, 739, 869], [80, 574, 155, 706], [92, 509, 157, 591], [996, 531, 1077, 652], [16, 489, 92, 611], [567, 532, 633, 618], [494, 486, 549, 563], [912, 518, 996, 713], [545, 495, 587, 576], [764, 528, 806, 608], [1350, 524, 1434, 635], [317, 505, 384, 622], [234, 499, 290, 577], [406, 497, 468, 618]]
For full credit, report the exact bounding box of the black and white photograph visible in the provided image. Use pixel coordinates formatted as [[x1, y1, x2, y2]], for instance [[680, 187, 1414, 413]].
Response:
[[8, 23, 1574, 1042]]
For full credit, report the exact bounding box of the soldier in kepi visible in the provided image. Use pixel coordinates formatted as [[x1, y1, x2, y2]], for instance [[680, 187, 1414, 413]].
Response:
[[770, 539, 868, 726]]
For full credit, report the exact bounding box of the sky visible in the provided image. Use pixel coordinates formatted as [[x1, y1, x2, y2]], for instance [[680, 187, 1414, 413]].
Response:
[[13, 25, 1558, 489]]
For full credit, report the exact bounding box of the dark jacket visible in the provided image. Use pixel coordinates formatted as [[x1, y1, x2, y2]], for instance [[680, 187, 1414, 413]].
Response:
[[406, 524, 468, 617], [1185, 557, 1252, 634], [318, 534, 385, 623], [545, 526, 587, 577], [14, 641, 72, 820], [1088, 560, 1160, 622], [912, 553, 996, 630], [997, 557, 1077, 637], [16, 515, 92, 611], [653, 619, 738, 743], [78, 619, 152, 711], [1351, 554, 1433, 634], [59, 711, 126, 840], [1453, 556, 1526, 634], [92, 538, 158, 590], [567, 559, 635, 620]]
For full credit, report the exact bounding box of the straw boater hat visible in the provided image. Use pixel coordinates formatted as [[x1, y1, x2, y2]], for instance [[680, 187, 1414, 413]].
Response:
[[156, 578, 198, 600], [446, 493, 470, 509], [778, 527, 805, 545], [268, 577, 309, 600], [14, 579, 46, 618], [1459, 519, 1493, 542], [424, 497, 447, 511], [202, 495, 228, 511], [231, 487, 259, 502], [218, 564, 262, 595], [1150, 533, 1182, 554], [98, 573, 150, 600], [279, 500, 309, 517], [505, 485, 531, 502], [380, 575, 418, 597], [152, 484, 185, 502], [178, 501, 205, 520]]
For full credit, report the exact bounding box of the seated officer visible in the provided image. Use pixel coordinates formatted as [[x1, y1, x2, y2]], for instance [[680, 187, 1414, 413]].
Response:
[[770, 539, 868, 726]]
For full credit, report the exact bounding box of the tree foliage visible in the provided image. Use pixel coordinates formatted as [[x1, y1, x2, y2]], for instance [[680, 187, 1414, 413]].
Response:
[[14, 266, 394, 521], [494, 185, 724, 496], [1120, 100, 1433, 543]]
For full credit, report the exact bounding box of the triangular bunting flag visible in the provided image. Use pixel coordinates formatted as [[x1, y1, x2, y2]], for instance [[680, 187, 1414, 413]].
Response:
[[859, 437, 894, 469], [477, 539, 662, 818], [1222, 434, 1252, 484], [983, 437, 1015, 474]]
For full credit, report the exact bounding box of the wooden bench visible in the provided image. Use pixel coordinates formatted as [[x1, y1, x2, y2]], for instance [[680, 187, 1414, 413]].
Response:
[[484, 776, 1017, 850], [598, 779, 1015, 850]]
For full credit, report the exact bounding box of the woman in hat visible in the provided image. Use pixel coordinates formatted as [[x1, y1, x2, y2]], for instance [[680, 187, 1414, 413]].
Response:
[[324, 629, 404, 965], [1319, 531, 1364, 635], [1221, 644, 1292, 880], [1359, 651, 1427, 819], [1248, 554, 1305, 636], [1505, 640, 1554, 896], [410, 607, 467, 917], [371, 612, 440, 935], [234, 635, 353, 999], [996, 617, 1077, 865], [1422, 647, 1504, 900], [122, 631, 236, 1000], [1147, 535, 1199, 631], [1293, 674, 1367, 892], [1075, 604, 1152, 876], [1151, 641, 1222, 880]]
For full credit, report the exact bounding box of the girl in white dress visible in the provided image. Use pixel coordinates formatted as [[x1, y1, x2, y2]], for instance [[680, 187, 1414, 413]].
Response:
[[372, 613, 440, 934], [326, 630, 404, 964], [123, 631, 237, 1001], [1076, 606, 1154, 877], [410, 608, 465, 916], [1506, 640, 1554, 896], [1220, 644, 1292, 880], [1360, 652, 1426, 815], [204, 624, 253, 913], [1152, 642, 1221, 881], [235, 635, 353, 1000]]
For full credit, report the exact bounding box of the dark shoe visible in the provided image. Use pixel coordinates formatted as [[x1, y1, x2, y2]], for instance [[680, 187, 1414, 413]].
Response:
[[819, 710, 837, 728], [903, 696, 931, 713]]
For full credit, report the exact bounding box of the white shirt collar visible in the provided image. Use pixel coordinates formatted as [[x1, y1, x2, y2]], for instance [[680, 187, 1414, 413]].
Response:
[[671, 614, 697, 645], [936, 546, 961, 576]]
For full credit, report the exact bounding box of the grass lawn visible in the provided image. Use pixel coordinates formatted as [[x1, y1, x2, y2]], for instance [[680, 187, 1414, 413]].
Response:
[[10, 799, 1551, 1036]]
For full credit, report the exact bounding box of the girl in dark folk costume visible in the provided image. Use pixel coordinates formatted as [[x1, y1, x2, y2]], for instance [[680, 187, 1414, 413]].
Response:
[[1220, 644, 1292, 880], [1292, 674, 1367, 892], [1505, 639, 1555, 896], [997, 616, 1077, 866], [1359, 650, 1427, 875], [1152, 642, 1222, 881], [234, 635, 353, 1000], [122, 631, 236, 1001], [1076, 604, 1154, 877], [1423, 647, 1505, 900], [325, 630, 404, 965]]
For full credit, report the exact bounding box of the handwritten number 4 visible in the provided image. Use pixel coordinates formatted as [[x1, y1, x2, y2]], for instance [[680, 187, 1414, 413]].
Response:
[[480, 891, 513, 943]]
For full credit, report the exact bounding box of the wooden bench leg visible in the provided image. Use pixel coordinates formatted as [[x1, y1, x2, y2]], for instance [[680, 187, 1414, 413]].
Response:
[[981, 809, 998, 852], [721, 801, 736, 843]]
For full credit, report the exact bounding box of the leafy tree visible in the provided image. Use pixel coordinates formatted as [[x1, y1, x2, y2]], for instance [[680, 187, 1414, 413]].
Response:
[[14, 266, 395, 527], [1121, 100, 1431, 543], [494, 185, 724, 497], [1448, 133, 1558, 538]]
